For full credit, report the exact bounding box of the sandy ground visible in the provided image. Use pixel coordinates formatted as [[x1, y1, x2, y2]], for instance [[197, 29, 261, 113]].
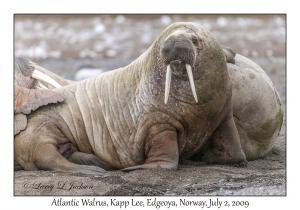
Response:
[[14, 14, 286, 196]]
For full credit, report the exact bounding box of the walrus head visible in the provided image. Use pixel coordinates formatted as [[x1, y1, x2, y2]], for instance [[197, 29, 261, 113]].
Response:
[[156, 23, 229, 106], [15, 57, 62, 89], [160, 29, 203, 104]]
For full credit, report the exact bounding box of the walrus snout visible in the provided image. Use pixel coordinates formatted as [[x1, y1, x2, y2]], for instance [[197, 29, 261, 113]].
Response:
[[161, 35, 195, 66]]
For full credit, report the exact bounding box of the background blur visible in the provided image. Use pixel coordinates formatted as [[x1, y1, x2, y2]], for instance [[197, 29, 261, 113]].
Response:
[[14, 14, 286, 119]]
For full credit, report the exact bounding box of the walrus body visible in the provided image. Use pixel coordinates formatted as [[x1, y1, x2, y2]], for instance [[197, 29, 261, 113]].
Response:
[[14, 22, 282, 175], [228, 54, 283, 160]]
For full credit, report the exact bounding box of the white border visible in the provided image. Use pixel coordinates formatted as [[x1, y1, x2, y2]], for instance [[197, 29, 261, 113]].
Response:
[[4, 1, 295, 209]]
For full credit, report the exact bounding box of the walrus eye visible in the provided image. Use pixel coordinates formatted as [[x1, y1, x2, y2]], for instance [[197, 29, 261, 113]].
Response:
[[192, 36, 198, 45]]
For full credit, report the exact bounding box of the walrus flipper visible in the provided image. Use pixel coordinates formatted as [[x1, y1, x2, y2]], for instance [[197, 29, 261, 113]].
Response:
[[14, 85, 66, 135], [67, 151, 116, 171], [222, 46, 236, 64], [201, 111, 246, 164], [32, 137, 109, 176], [122, 130, 179, 171], [14, 85, 66, 115], [14, 113, 27, 136]]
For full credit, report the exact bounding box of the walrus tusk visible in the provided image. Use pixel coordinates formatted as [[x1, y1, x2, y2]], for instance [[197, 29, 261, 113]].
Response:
[[186, 64, 198, 103], [32, 70, 61, 88], [164, 65, 172, 104], [164, 64, 198, 104], [36, 82, 49, 89]]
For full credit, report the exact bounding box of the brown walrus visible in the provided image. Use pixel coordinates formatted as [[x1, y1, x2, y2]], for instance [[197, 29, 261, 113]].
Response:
[[14, 22, 282, 175]]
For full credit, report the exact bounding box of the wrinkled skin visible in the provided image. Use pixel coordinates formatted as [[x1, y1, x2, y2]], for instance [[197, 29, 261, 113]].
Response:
[[14, 57, 110, 171], [14, 22, 282, 176]]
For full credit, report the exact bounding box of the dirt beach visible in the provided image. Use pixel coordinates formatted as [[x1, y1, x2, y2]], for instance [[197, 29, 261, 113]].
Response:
[[14, 14, 286, 196]]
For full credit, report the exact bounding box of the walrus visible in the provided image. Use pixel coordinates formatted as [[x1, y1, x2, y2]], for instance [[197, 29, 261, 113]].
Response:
[[14, 57, 115, 171], [228, 54, 283, 160], [14, 57, 67, 135], [14, 22, 282, 175], [14, 57, 73, 172]]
